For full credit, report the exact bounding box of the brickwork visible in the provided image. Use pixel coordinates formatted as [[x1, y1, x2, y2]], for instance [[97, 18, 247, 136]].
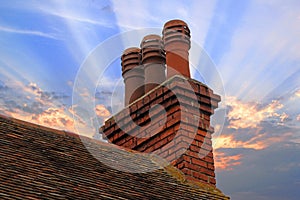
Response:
[[101, 75, 221, 185]]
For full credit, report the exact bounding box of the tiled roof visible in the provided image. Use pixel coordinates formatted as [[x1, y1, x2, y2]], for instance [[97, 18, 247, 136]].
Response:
[[0, 114, 229, 199]]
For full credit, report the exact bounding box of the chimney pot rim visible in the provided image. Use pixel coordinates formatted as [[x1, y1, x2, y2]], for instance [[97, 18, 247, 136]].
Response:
[[123, 47, 141, 56], [163, 19, 189, 29], [142, 34, 161, 40], [141, 35, 163, 49]]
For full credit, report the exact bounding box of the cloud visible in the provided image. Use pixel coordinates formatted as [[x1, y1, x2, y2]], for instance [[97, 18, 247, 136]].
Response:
[[111, 0, 217, 45], [111, 0, 160, 30], [95, 104, 111, 119], [226, 96, 285, 129], [3, 1, 114, 28], [0, 80, 9, 91], [213, 93, 300, 172], [214, 129, 294, 151], [217, 1, 300, 101], [26, 82, 43, 96], [213, 135, 265, 150], [217, 142, 300, 200], [31, 107, 75, 131], [295, 89, 300, 98], [278, 112, 289, 124], [0, 25, 58, 39], [214, 151, 242, 171], [39, 8, 114, 28], [2, 104, 82, 133], [0, 80, 78, 132], [18, 82, 69, 107], [93, 104, 111, 135]]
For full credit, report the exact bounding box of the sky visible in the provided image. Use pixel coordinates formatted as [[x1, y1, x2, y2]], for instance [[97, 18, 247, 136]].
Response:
[[0, 0, 300, 199]]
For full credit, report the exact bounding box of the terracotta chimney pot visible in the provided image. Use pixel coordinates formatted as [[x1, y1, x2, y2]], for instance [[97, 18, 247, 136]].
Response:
[[163, 19, 191, 79], [121, 47, 144, 106], [140, 34, 166, 93]]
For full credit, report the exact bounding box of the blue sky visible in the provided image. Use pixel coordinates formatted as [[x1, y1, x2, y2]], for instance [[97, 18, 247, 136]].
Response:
[[1, 0, 300, 199]]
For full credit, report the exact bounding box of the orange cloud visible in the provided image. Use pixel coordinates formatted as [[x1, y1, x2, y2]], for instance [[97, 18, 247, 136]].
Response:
[[297, 114, 300, 121], [214, 151, 242, 171], [213, 134, 266, 150], [213, 130, 293, 171], [213, 130, 293, 151], [5, 106, 77, 133], [95, 104, 111, 118], [0, 80, 98, 136], [226, 96, 284, 129], [31, 107, 75, 131], [4, 106, 99, 137]]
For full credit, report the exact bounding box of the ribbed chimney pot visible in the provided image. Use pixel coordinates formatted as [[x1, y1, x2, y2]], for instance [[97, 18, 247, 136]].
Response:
[[121, 47, 144, 106], [163, 19, 191, 79], [140, 34, 166, 93]]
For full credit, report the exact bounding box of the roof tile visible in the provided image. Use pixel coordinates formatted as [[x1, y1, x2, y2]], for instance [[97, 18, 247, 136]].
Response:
[[0, 115, 229, 199]]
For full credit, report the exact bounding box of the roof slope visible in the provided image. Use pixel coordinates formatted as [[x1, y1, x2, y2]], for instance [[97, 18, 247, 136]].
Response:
[[0, 115, 229, 200]]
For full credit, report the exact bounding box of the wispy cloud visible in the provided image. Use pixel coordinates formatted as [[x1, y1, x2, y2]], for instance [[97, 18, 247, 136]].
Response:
[[111, 0, 217, 45], [111, 0, 159, 30], [39, 8, 114, 28], [0, 25, 58, 39], [217, 0, 300, 101]]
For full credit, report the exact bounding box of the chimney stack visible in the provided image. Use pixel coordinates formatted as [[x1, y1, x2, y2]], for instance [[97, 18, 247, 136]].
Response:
[[103, 20, 221, 186], [101, 77, 221, 185], [163, 19, 191, 79], [140, 34, 166, 93], [121, 47, 144, 106]]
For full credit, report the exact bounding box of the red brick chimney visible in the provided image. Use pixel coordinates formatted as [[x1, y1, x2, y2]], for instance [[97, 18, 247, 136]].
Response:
[[140, 34, 166, 93], [163, 19, 191, 79], [101, 20, 220, 186], [121, 47, 144, 106], [101, 76, 220, 185]]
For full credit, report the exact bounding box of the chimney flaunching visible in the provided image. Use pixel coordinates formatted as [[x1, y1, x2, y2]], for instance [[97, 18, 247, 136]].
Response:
[[101, 20, 221, 186], [140, 34, 166, 93], [121, 47, 144, 106]]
